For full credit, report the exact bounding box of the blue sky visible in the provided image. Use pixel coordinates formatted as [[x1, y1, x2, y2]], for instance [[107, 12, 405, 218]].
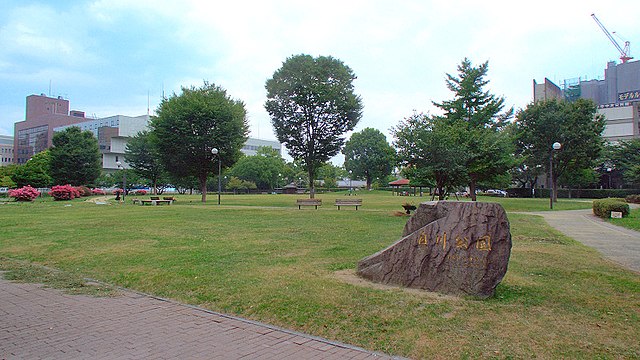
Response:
[[1, 1, 639, 157]]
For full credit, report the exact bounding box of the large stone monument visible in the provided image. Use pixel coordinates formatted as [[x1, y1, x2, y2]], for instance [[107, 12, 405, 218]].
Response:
[[357, 201, 511, 298]]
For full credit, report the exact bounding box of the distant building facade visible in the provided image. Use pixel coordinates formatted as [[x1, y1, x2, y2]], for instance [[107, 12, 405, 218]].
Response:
[[13, 94, 87, 164], [0, 134, 14, 166], [534, 59, 640, 142], [54, 115, 150, 171], [241, 138, 281, 156]]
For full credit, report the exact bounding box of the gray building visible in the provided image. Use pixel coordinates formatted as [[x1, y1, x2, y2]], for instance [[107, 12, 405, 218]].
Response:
[[534, 59, 640, 142], [0, 134, 14, 166]]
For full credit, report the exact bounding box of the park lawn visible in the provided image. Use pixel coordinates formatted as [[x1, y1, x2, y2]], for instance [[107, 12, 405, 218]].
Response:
[[609, 208, 640, 231], [0, 194, 638, 359]]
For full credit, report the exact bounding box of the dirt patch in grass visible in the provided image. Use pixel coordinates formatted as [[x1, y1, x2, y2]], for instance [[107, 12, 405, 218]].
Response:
[[333, 269, 463, 303], [0, 257, 120, 297]]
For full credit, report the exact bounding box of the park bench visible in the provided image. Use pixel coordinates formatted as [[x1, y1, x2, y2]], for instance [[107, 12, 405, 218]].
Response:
[[335, 198, 362, 210], [163, 196, 177, 202], [297, 198, 322, 210], [139, 198, 172, 206]]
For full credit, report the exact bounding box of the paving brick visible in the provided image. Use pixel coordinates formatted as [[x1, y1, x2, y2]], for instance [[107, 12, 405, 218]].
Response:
[[0, 277, 398, 359]]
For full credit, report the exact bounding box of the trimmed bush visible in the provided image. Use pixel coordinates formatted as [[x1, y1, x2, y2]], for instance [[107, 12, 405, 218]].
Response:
[[8, 185, 41, 201], [76, 186, 92, 197], [91, 188, 106, 195], [592, 198, 630, 219], [49, 184, 82, 201], [626, 194, 640, 204]]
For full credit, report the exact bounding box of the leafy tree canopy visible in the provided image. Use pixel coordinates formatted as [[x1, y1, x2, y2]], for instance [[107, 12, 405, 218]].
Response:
[[609, 139, 640, 187], [151, 82, 249, 202], [265, 54, 363, 198], [393, 113, 467, 199], [11, 150, 52, 188], [49, 127, 102, 186], [343, 127, 396, 190], [228, 146, 288, 190], [125, 130, 168, 195], [514, 98, 606, 193], [433, 58, 515, 200]]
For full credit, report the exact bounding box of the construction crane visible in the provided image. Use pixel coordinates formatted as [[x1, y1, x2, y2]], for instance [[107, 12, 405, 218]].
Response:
[[591, 13, 633, 63]]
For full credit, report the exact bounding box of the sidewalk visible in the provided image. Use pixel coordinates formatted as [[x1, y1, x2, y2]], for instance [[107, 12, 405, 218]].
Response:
[[529, 208, 640, 273], [0, 276, 397, 359]]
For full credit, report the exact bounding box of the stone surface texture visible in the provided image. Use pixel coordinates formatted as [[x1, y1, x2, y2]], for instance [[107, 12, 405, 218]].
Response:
[[357, 201, 511, 298]]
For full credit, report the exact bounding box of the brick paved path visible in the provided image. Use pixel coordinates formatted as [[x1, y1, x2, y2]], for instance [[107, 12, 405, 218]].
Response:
[[0, 277, 397, 359]]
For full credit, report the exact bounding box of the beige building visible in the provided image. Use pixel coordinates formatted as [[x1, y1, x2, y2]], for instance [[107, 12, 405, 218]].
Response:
[[0, 134, 14, 166]]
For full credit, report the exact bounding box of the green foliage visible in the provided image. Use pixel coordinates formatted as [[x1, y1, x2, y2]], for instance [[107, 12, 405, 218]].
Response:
[[265, 54, 363, 197], [626, 194, 640, 204], [393, 113, 466, 199], [343, 128, 396, 190], [0, 164, 18, 188], [225, 176, 257, 193], [514, 99, 606, 190], [151, 82, 249, 202], [592, 198, 630, 218], [124, 130, 168, 195], [11, 150, 52, 188], [228, 147, 287, 190], [609, 139, 640, 187], [49, 127, 101, 186], [433, 58, 515, 200]]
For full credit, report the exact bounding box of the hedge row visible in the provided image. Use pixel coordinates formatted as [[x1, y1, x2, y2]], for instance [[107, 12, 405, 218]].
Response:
[[592, 198, 630, 219], [508, 188, 640, 199]]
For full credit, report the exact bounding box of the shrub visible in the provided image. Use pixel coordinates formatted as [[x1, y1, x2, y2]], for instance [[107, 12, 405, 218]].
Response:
[[76, 186, 92, 197], [8, 185, 41, 201], [49, 184, 82, 201], [626, 194, 640, 204], [592, 198, 630, 218], [91, 188, 106, 195], [134, 189, 147, 195]]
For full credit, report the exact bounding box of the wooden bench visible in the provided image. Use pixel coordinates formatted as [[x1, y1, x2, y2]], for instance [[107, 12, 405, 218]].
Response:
[[297, 198, 322, 209], [139, 199, 172, 206], [335, 198, 362, 210], [163, 196, 176, 202]]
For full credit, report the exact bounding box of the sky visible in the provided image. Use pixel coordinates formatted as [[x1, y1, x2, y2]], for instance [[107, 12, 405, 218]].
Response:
[[1, 0, 639, 163]]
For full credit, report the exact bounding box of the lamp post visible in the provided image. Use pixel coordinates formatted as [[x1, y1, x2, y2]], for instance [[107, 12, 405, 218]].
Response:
[[349, 170, 353, 195], [549, 142, 561, 209], [607, 167, 612, 189], [116, 161, 126, 204], [211, 148, 221, 205]]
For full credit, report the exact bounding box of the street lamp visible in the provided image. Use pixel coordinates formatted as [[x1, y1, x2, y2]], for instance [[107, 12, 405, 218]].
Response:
[[349, 170, 353, 196], [116, 161, 126, 204], [607, 167, 612, 189], [211, 148, 221, 205], [549, 142, 561, 209]]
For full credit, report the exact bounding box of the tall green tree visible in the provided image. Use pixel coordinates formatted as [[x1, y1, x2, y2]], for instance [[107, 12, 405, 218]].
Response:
[[265, 54, 363, 198], [393, 113, 467, 200], [343, 128, 396, 190], [433, 58, 514, 200], [49, 127, 101, 186], [151, 82, 249, 202], [124, 130, 167, 195], [228, 147, 287, 190], [11, 150, 52, 188], [609, 139, 640, 187], [514, 98, 606, 200]]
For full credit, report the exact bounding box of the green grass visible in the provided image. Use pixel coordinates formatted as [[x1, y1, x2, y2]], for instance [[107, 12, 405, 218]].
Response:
[[610, 208, 640, 231], [0, 193, 638, 359]]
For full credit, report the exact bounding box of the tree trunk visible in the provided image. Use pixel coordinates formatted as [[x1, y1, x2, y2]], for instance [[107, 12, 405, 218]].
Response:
[[308, 169, 315, 199], [199, 175, 207, 203], [469, 180, 477, 202], [366, 175, 372, 191], [152, 180, 157, 195]]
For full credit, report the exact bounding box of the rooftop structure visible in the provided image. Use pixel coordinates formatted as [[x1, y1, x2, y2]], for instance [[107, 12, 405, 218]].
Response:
[[534, 60, 640, 142]]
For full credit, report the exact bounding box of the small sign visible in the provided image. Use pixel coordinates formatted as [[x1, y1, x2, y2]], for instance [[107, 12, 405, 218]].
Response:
[[611, 211, 623, 219]]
